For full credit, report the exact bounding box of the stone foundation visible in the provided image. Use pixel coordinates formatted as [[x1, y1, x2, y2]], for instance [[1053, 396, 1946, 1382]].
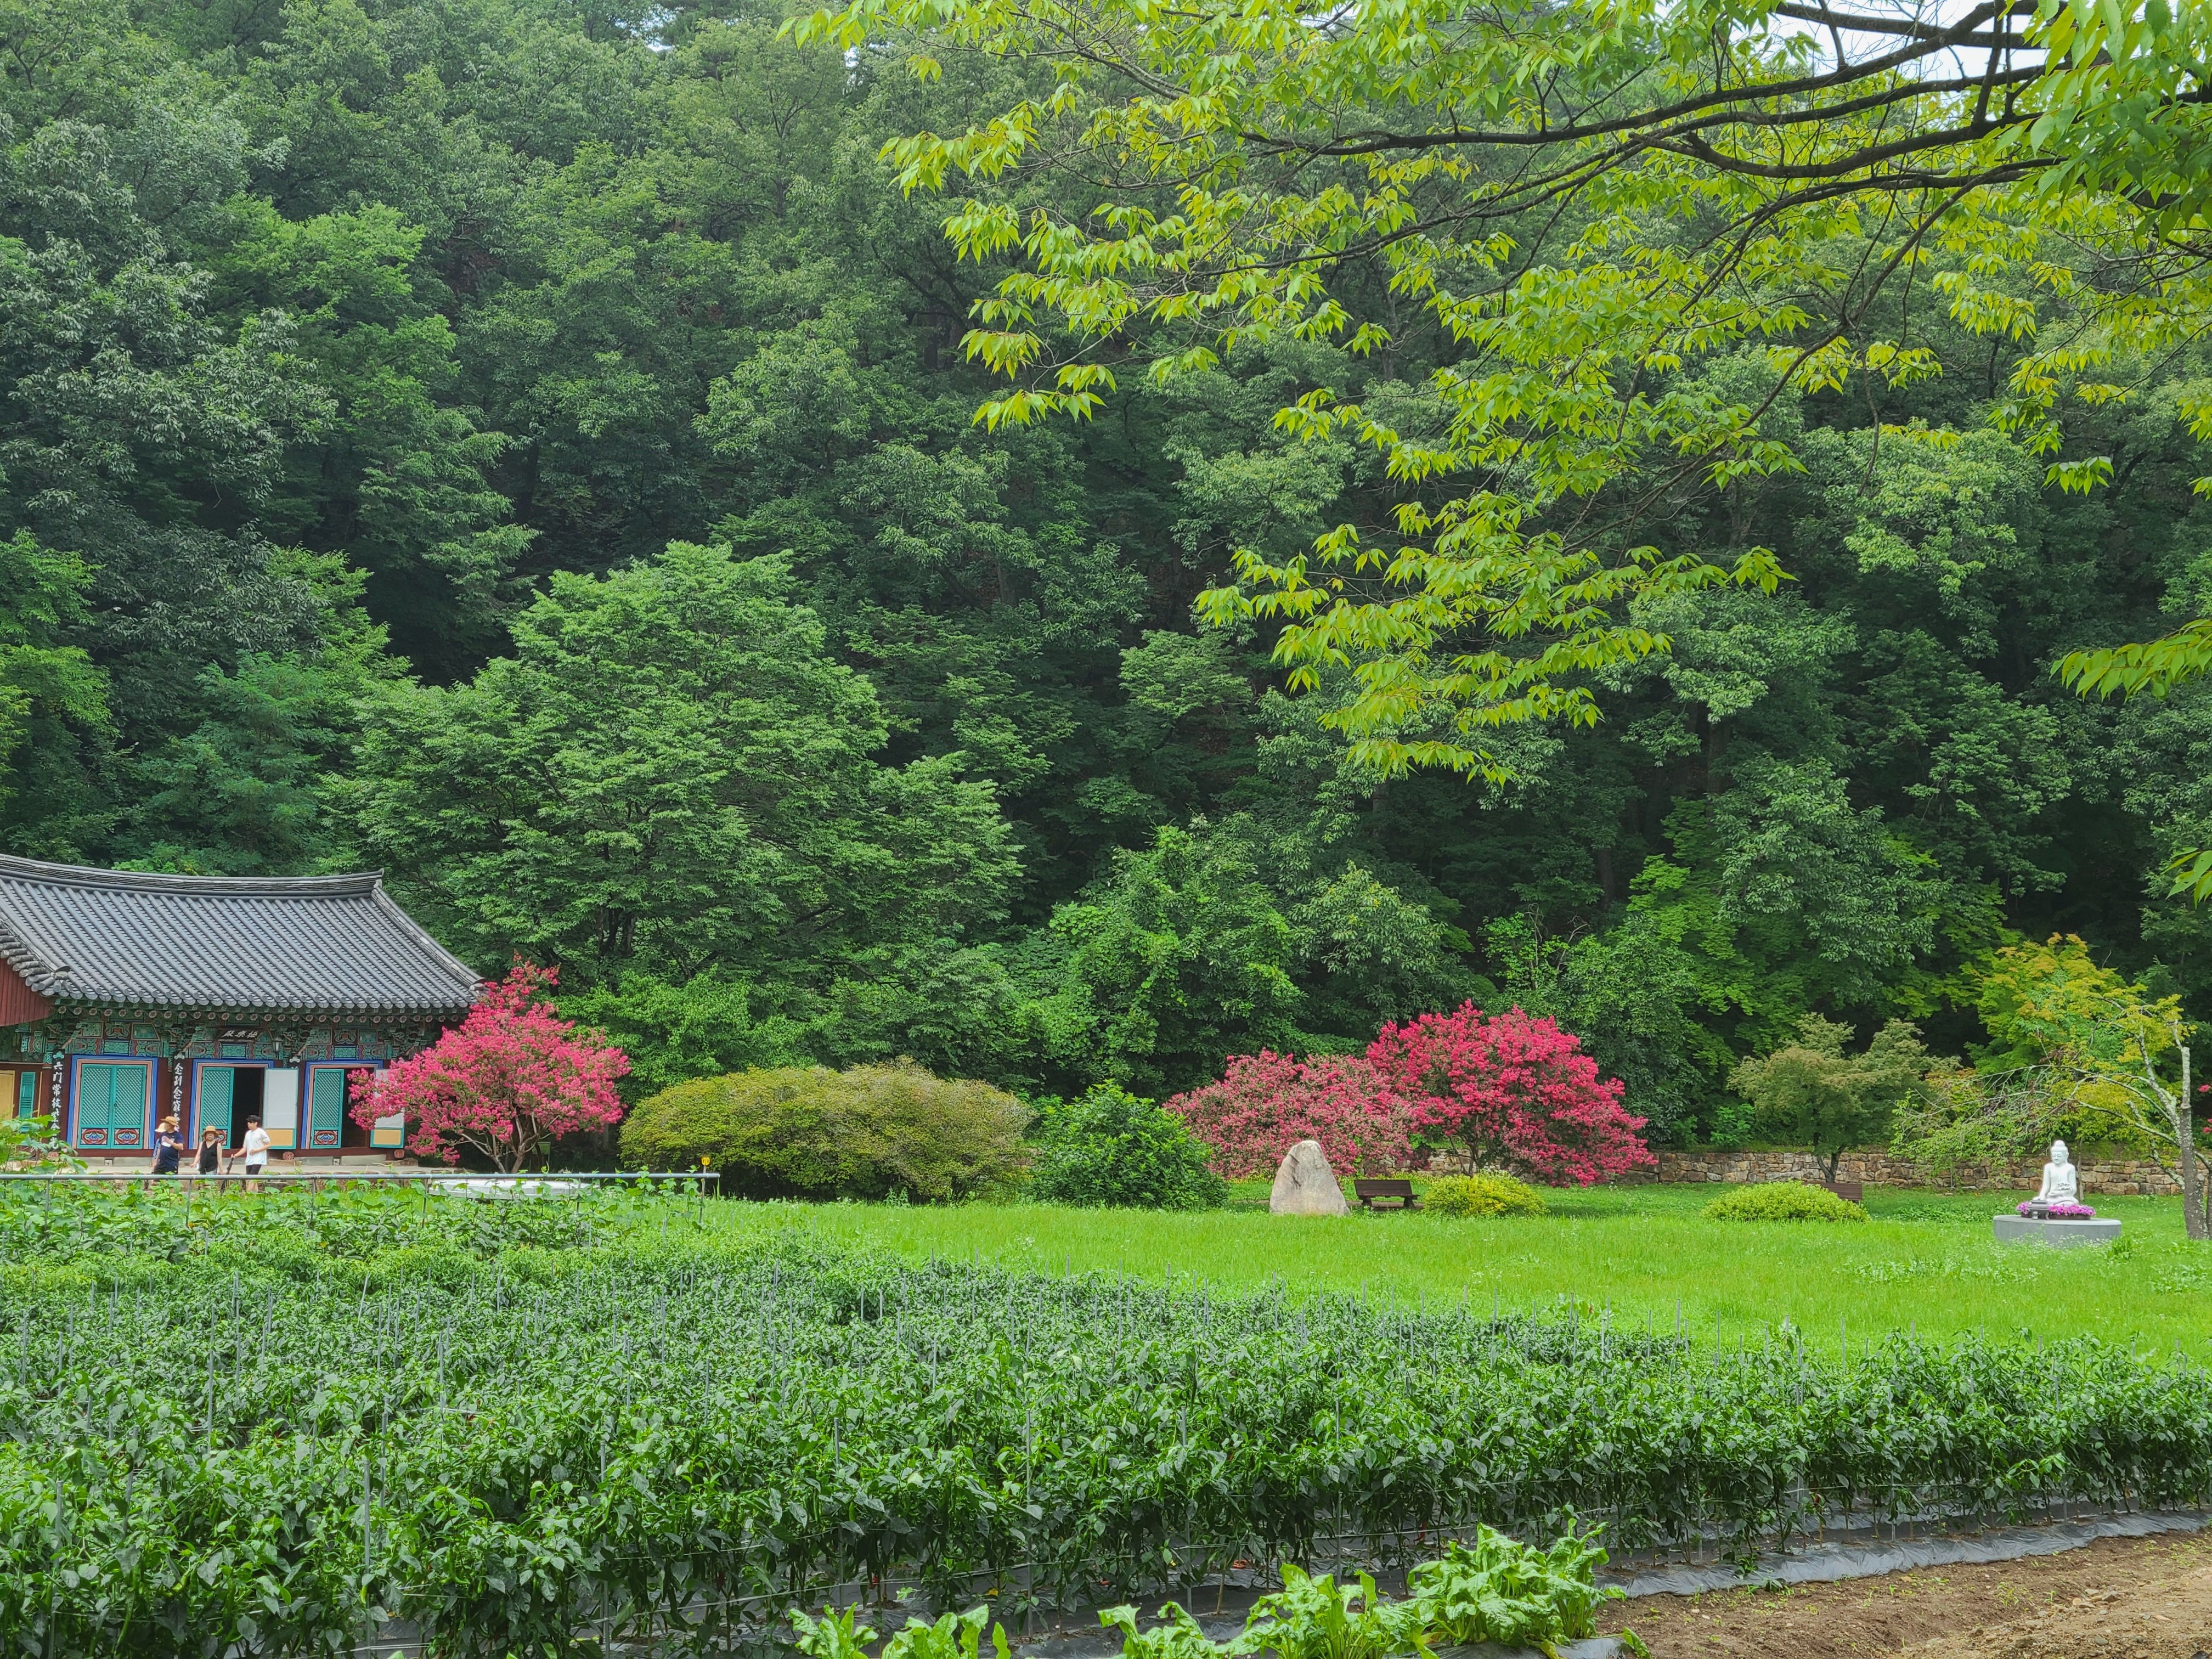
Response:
[[1993, 1214, 2125, 1247], [1645, 1147, 2182, 1197]]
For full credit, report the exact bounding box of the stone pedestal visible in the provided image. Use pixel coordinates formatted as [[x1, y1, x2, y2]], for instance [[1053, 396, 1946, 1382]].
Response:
[[1269, 1139, 1348, 1215], [1993, 1214, 2123, 1248]]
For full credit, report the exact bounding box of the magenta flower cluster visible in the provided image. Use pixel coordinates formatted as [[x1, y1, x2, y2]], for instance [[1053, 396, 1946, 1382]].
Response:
[[1166, 1003, 1654, 1187], [2019, 1200, 2097, 1219], [1163, 1052, 1412, 1179], [1369, 1004, 1656, 1187], [351, 960, 629, 1169]]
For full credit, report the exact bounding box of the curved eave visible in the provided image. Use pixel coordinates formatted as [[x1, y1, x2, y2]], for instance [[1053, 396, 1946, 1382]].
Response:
[[36, 996, 475, 1024]]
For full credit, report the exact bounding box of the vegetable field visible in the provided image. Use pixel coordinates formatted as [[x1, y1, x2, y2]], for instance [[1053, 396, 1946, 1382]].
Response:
[[5, 1226, 2212, 1657]]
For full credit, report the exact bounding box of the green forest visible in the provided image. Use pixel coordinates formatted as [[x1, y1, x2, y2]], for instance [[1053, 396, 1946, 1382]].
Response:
[[8, 0, 2212, 1143]]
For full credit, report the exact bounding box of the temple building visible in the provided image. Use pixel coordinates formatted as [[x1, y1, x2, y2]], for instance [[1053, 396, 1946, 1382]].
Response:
[[0, 856, 479, 1158]]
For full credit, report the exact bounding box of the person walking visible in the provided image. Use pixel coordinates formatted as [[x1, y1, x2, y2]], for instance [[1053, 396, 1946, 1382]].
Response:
[[195, 1124, 223, 1187], [150, 1115, 183, 1181], [241, 1115, 270, 1189]]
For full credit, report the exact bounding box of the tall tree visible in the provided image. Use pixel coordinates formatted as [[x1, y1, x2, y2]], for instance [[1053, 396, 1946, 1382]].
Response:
[[794, 0, 2207, 773], [347, 540, 1022, 986]]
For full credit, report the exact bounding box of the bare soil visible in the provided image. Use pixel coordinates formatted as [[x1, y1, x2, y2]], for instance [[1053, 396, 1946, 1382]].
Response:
[[1597, 1528, 2212, 1659]]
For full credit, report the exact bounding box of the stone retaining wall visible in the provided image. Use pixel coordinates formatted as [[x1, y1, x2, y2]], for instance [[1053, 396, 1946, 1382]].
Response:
[[1647, 1147, 2182, 1196]]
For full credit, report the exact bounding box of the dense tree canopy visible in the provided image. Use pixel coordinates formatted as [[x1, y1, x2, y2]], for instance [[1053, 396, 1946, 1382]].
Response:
[[8, 0, 2212, 1142]]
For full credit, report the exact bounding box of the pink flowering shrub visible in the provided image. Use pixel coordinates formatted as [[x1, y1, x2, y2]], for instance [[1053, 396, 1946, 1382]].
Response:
[[1164, 1051, 1413, 1178], [1367, 1003, 1653, 1186], [351, 961, 629, 1170]]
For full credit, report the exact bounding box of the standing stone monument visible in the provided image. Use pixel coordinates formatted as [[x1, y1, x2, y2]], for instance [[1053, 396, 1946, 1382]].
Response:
[[1270, 1139, 1349, 1215], [1993, 1138, 2123, 1247]]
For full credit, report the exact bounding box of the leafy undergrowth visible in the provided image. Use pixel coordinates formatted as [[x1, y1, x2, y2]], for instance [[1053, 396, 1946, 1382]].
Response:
[[2, 1234, 2210, 1657], [799, 1530, 1618, 1659]]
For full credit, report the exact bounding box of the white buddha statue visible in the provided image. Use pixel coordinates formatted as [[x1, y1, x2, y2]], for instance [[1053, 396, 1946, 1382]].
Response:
[[2034, 1139, 2080, 1206]]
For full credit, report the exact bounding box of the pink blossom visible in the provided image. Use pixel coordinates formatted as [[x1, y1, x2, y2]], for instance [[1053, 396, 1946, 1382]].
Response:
[[1165, 1051, 1413, 1178], [1366, 1002, 1653, 1186], [351, 961, 629, 1171]]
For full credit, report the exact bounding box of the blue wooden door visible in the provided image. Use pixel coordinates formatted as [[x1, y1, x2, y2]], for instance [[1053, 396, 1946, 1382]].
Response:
[[198, 1066, 235, 1147], [307, 1066, 346, 1148], [75, 1062, 149, 1149]]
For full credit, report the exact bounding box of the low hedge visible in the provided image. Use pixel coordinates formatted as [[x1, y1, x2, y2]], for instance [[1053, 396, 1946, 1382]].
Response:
[[1425, 1173, 1548, 1217], [619, 1060, 1030, 1202], [1703, 1181, 1867, 1222]]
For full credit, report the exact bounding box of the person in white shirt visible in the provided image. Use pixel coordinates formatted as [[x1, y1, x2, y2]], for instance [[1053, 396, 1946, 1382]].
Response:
[[241, 1117, 270, 1187]]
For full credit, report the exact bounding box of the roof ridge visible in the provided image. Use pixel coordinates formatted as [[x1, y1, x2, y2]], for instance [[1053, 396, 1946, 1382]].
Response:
[[0, 854, 385, 897]]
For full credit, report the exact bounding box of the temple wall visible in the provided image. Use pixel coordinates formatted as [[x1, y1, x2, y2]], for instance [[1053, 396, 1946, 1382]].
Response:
[[0, 959, 50, 1025]]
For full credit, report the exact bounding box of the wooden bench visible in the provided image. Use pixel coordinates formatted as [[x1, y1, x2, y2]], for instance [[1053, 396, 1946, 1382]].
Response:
[[1355, 1178, 1421, 1211]]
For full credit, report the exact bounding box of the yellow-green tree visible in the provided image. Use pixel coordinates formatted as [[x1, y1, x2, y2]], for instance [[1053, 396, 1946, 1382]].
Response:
[[792, 0, 2212, 777], [1730, 1016, 1927, 1186], [1929, 936, 2209, 1236]]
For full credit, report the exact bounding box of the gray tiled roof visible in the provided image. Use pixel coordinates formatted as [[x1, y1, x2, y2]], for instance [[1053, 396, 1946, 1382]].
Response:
[[0, 856, 481, 1019]]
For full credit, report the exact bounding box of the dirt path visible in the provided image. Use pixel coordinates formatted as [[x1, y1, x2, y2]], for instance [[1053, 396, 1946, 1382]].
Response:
[[1597, 1528, 2212, 1659]]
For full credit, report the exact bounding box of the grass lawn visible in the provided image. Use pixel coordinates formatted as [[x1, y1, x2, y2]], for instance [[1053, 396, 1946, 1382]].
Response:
[[721, 1182, 2212, 1353]]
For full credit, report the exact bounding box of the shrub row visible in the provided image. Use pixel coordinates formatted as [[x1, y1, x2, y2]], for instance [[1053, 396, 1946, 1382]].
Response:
[[620, 1065, 1223, 1208], [0, 1176, 642, 1266], [617, 1003, 1657, 1208]]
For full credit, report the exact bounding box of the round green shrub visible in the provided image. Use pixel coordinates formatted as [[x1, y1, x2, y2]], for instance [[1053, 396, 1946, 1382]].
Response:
[[619, 1060, 1029, 1203], [1029, 1084, 1227, 1210], [1702, 1181, 1867, 1222], [1425, 1172, 1548, 1217]]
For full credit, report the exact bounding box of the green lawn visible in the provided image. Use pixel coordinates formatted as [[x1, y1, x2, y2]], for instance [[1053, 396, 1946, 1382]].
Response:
[[716, 1182, 2212, 1353]]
